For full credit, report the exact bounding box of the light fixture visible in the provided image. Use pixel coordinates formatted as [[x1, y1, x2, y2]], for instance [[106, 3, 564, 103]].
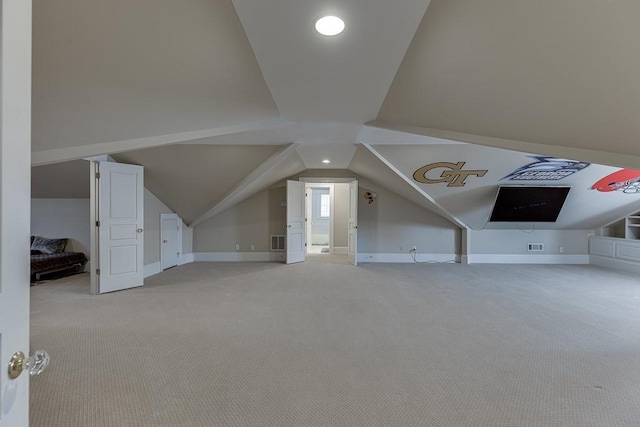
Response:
[[322, 159, 331, 164], [315, 16, 345, 36]]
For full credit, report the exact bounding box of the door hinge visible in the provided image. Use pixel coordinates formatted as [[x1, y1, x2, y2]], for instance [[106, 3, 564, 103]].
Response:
[[95, 172, 100, 179], [96, 221, 100, 227], [96, 269, 100, 275]]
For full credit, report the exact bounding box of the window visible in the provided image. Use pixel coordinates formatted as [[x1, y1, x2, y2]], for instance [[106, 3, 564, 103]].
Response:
[[320, 193, 330, 218]]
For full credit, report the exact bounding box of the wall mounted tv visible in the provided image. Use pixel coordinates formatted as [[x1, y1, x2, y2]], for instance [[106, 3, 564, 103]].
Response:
[[489, 186, 571, 222]]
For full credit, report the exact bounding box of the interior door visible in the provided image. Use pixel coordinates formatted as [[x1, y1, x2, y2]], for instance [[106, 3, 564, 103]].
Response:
[[161, 214, 180, 270], [348, 180, 358, 265], [97, 161, 144, 293], [0, 1, 33, 424], [286, 180, 306, 264]]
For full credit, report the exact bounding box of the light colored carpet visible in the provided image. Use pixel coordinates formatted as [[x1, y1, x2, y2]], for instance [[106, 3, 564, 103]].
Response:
[[30, 261, 640, 426]]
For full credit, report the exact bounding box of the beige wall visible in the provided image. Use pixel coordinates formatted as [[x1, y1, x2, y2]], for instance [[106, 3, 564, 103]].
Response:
[[193, 179, 461, 256], [357, 181, 460, 255], [194, 189, 277, 253], [31, 198, 91, 256]]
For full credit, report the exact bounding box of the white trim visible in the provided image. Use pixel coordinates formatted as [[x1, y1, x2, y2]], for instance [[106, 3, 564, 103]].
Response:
[[299, 177, 356, 183], [32, 119, 291, 166], [357, 253, 460, 263], [143, 262, 162, 278], [193, 252, 285, 262], [334, 247, 348, 255], [590, 254, 640, 274], [466, 254, 589, 264], [365, 120, 640, 173], [179, 253, 194, 265]]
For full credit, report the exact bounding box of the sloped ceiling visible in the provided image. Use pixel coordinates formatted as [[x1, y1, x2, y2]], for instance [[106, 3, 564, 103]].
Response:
[[112, 145, 282, 224], [30, 0, 640, 230], [378, 0, 640, 165], [32, 0, 279, 153]]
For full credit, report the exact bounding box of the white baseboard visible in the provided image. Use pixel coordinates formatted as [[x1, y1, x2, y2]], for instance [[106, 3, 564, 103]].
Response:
[[357, 253, 460, 263], [143, 262, 162, 278], [179, 253, 194, 265], [590, 254, 640, 274], [466, 254, 589, 264], [333, 247, 348, 255], [193, 252, 285, 262]]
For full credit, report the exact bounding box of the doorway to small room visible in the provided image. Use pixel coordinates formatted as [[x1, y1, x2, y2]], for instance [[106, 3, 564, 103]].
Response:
[[304, 182, 350, 257]]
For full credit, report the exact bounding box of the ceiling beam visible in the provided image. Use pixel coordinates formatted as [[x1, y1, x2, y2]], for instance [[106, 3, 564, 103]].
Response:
[[367, 121, 640, 171], [31, 119, 292, 166], [189, 143, 304, 227], [361, 143, 467, 229]]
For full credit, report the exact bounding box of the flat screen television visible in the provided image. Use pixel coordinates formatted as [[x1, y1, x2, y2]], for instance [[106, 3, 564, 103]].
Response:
[[489, 186, 570, 222]]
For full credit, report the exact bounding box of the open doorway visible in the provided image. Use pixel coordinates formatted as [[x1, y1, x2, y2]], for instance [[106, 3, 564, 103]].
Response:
[[304, 182, 351, 257], [306, 185, 332, 254]]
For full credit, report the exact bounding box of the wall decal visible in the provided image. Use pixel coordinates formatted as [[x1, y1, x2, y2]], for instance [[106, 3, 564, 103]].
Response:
[[413, 162, 488, 187], [591, 169, 640, 193], [363, 191, 377, 204], [503, 156, 590, 181]]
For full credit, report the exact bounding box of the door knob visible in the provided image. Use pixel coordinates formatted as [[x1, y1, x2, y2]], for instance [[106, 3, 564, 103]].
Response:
[[8, 350, 50, 379], [163, 240, 168, 243], [137, 228, 143, 233]]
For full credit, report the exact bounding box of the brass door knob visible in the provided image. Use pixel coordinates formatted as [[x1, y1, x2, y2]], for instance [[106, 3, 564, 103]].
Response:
[[8, 350, 50, 379]]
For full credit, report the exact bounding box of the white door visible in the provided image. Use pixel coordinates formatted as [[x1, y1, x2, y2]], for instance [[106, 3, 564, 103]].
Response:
[[286, 180, 306, 264], [305, 184, 312, 253], [161, 214, 180, 270], [348, 180, 358, 265], [97, 161, 144, 293], [1, 1, 33, 424]]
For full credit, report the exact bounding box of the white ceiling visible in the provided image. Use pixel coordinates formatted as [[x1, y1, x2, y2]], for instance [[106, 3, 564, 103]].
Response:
[[30, 0, 640, 229]]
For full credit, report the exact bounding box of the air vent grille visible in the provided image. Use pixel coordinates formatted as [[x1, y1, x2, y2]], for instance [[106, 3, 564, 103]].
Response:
[[528, 243, 544, 252], [270, 235, 285, 251]]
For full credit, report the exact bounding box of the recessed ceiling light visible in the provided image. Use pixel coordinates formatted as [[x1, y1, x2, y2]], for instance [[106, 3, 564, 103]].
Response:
[[322, 159, 331, 164], [315, 16, 345, 36]]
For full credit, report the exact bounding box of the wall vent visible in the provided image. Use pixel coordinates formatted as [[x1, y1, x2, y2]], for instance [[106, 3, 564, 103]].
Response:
[[270, 235, 285, 251], [527, 243, 544, 252]]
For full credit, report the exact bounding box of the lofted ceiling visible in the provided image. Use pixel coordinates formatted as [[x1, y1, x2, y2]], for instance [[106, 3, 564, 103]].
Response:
[[30, 0, 640, 229]]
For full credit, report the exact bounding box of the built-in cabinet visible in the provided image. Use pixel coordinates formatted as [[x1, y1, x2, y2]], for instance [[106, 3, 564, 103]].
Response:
[[597, 211, 640, 239], [625, 213, 640, 239], [591, 210, 640, 273]]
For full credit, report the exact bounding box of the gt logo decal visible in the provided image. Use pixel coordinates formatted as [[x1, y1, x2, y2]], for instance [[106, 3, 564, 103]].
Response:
[[413, 162, 488, 187]]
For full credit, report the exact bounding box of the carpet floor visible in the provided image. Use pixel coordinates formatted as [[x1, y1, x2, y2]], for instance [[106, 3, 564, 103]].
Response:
[[30, 259, 640, 426]]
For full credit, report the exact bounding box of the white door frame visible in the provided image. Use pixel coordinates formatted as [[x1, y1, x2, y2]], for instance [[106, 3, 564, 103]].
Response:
[[160, 213, 182, 270], [305, 183, 334, 254], [0, 1, 33, 424]]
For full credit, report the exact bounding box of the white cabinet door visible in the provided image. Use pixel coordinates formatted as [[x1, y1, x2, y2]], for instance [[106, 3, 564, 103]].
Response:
[[161, 214, 180, 270], [0, 1, 32, 424], [98, 162, 144, 293], [348, 180, 358, 265], [286, 180, 306, 264]]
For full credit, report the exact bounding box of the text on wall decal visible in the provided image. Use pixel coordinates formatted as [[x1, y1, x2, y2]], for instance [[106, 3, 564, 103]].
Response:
[[413, 162, 488, 187], [503, 156, 590, 181]]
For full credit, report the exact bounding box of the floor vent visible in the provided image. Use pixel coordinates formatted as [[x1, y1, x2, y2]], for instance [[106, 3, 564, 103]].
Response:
[[528, 243, 544, 252], [270, 235, 285, 251]]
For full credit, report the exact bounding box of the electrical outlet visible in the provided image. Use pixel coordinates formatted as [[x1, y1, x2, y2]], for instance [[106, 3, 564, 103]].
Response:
[[235, 244, 240, 251], [412, 245, 417, 251], [251, 245, 255, 251], [559, 246, 564, 253]]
